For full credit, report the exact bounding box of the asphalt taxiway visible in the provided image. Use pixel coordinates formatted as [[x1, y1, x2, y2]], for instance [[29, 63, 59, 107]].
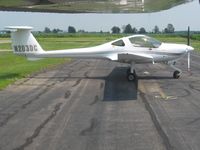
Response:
[[0, 53, 200, 150]]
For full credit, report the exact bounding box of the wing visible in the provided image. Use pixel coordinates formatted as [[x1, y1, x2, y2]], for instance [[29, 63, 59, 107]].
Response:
[[118, 52, 154, 64]]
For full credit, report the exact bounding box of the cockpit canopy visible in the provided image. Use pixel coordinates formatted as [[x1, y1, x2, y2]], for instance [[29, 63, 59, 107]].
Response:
[[129, 35, 162, 48]]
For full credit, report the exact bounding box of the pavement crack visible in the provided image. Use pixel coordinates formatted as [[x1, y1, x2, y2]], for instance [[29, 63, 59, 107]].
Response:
[[139, 91, 174, 150], [187, 117, 200, 125], [0, 111, 17, 127], [12, 102, 62, 150], [84, 71, 89, 78], [100, 82, 104, 89], [189, 82, 200, 92], [64, 90, 71, 99], [0, 82, 57, 128], [72, 79, 82, 87], [79, 118, 98, 136], [89, 95, 100, 106]]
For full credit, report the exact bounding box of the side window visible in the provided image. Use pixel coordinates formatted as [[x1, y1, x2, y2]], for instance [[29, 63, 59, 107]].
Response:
[[111, 40, 125, 47], [129, 37, 144, 47], [129, 36, 161, 48], [129, 37, 152, 47]]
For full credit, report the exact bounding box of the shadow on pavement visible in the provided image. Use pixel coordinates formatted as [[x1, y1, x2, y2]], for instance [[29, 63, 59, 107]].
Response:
[[103, 67, 138, 101]]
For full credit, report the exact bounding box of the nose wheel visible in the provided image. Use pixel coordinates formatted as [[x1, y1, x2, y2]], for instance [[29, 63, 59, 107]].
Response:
[[173, 70, 180, 79], [169, 61, 182, 79]]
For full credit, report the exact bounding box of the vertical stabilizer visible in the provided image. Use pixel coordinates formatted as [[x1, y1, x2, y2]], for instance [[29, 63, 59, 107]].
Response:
[[5, 26, 44, 59]]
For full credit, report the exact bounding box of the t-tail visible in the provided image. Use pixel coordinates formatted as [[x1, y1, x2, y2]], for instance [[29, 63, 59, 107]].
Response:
[[6, 26, 44, 60]]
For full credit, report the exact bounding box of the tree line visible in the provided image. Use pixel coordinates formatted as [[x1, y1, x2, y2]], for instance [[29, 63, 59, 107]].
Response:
[[111, 24, 175, 34], [43, 23, 175, 34]]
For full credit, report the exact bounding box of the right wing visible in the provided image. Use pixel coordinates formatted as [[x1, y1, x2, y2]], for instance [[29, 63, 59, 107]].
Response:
[[118, 52, 154, 64]]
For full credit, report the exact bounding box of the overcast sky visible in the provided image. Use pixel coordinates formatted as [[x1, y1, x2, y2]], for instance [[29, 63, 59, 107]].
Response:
[[0, 0, 200, 32]]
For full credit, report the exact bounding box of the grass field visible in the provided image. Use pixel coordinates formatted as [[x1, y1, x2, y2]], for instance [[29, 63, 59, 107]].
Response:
[[144, 0, 186, 12], [0, 0, 29, 7], [0, 33, 200, 90], [0, 0, 189, 13]]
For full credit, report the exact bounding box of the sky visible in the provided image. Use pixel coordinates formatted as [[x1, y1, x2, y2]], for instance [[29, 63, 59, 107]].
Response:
[[0, 0, 200, 32]]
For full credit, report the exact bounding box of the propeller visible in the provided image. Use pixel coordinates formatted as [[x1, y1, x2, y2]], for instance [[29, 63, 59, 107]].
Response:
[[187, 49, 191, 72], [187, 26, 190, 71], [187, 26, 191, 74]]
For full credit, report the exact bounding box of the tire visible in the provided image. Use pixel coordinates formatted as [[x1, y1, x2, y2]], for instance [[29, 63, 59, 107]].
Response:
[[173, 70, 180, 79], [127, 73, 135, 81]]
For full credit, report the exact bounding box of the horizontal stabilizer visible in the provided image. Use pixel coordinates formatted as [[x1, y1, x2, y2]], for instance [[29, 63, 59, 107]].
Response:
[[5, 26, 33, 31]]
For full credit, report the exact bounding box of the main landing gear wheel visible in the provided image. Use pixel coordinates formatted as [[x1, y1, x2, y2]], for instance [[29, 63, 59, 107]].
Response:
[[127, 68, 137, 81], [173, 70, 180, 79], [127, 73, 136, 81]]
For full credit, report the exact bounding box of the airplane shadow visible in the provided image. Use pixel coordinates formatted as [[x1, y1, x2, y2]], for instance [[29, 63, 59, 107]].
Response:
[[103, 67, 138, 101]]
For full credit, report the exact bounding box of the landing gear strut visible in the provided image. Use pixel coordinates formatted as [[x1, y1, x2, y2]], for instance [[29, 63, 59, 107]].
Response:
[[127, 62, 137, 81]]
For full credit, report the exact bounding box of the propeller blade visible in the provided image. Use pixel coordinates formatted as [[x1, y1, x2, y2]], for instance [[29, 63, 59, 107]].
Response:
[[187, 52, 190, 72], [187, 26, 192, 74], [187, 26, 190, 46]]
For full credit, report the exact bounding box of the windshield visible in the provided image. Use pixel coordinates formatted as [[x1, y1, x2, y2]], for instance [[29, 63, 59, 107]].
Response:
[[129, 36, 161, 48]]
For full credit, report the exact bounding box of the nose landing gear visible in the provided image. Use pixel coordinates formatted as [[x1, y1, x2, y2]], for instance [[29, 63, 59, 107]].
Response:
[[173, 70, 180, 79], [169, 61, 182, 79]]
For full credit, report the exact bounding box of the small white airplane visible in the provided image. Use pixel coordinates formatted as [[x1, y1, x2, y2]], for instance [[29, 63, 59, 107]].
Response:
[[6, 26, 194, 81]]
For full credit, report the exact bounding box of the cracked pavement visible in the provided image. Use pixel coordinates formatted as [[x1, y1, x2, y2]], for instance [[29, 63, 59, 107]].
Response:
[[0, 53, 200, 150]]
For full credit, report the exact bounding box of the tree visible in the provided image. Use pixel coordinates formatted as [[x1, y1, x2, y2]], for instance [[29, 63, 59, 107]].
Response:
[[78, 29, 85, 33], [164, 24, 175, 33], [111, 26, 121, 34], [139, 27, 146, 34], [123, 24, 132, 34], [44, 27, 51, 33], [132, 27, 137, 34], [153, 25, 160, 33], [52, 28, 62, 33], [68, 26, 76, 33]]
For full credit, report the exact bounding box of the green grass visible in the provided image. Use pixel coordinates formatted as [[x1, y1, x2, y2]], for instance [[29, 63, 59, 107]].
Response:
[[0, 51, 68, 89], [0, 33, 200, 90], [36, 34, 120, 50], [145, 0, 186, 12], [0, 43, 10, 50], [151, 34, 200, 51], [0, 0, 28, 7]]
